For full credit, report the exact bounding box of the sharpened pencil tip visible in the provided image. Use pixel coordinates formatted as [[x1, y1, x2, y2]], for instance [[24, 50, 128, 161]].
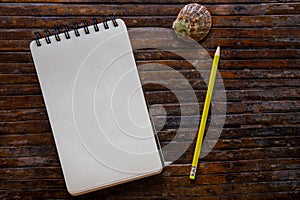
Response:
[[215, 46, 220, 56]]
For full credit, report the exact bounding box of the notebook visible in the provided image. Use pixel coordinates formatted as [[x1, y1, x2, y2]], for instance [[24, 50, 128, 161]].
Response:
[[30, 17, 163, 196]]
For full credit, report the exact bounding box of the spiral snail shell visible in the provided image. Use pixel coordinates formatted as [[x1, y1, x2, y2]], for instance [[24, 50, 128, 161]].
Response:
[[172, 3, 212, 42]]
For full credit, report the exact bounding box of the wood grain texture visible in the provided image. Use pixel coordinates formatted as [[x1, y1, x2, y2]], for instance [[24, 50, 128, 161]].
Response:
[[1, 15, 299, 29], [0, 0, 299, 199], [1, 3, 299, 16]]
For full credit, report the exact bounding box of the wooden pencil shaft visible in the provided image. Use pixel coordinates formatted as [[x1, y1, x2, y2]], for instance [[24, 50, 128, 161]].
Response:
[[190, 46, 220, 179]]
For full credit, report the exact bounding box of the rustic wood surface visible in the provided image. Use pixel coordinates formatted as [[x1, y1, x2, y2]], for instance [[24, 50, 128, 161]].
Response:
[[0, 0, 300, 199]]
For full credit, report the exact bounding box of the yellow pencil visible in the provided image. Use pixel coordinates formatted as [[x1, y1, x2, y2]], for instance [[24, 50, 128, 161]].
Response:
[[190, 46, 220, 180]]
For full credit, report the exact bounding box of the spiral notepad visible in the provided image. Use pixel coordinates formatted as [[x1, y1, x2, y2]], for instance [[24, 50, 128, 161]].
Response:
[[30, 17, 163, 196]]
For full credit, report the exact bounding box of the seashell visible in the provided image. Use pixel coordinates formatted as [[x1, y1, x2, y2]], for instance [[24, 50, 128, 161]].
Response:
[[172, 3, 212, 42]]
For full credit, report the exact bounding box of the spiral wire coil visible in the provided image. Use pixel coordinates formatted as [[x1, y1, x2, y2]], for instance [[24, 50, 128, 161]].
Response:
[[34, 15, 119, 47]]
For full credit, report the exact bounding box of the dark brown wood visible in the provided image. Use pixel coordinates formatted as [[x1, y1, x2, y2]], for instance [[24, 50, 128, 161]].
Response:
[[1, 158, 298, 179], [1, 15, 299, 29], [1, 145, 298, 166], [1, 78, 300, 96], [1, 3, 299, 16], [158, 126, 300, 140], [0, 0, 299, 199], [1, 49, 299, 64], [0, 133, 54, 146], [1, 0, 299, 3], [3, 37, 300, 51], [1, 87, 300, 110], [1, 27, 300, 41], [1, 60, 300, 76], [0, 99, 299, 116], [0, 169, 299, 190]]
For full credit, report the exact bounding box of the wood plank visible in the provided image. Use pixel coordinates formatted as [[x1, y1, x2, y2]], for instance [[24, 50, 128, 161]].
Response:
[[0, 126, 298, 146], [0, 189, 298, 200], [142, 78, 300, 91], [138, 59, 300, 70], [0, 145, 57, 157], [1, 69, 299, 83], [0, 126, 299, 150], [0, 166, 298, 197], [1, 87, 300, 107], [150, 101, 300, 116], [145, 88, 300, 104], [166, 160, 300, 176], [140, 69, 300, 79], [0, 96, 44, 110], [1, 15, 298, 29], [0, 146, 298, 167], [0, 52, 32, 63], [0, 74, 37, 84], [0, 156, 60, 167], [0, 131, 298, 150], [1, 27, 299, 41], [157, 126, 300, 142], [1, 132, 299, 156], [221, 192, 300, 200], [0, 189, 69, 199], [0, 87, 299, 110], [0, 60, 299, 76], [0, 167, 63, 179], [97, 181, 299, 196], [0, 3, 299, 16], [0, 84, 41, 96], [123, 171, 300, 187], [0, 133, 54, 146], [1, 78, 300, 96], [0, 178, 298, 197], [0, 158, 298, 179], [0, 156, 299, 173], [0, 112, 299, 133], [0, 108, 48, 122], [0, 170, 298, 189], [1, 49, 299, 63], [0, 100, 299, 122], [163, 136, 300, 150], [0, 120, 51, 134], [0, 0, 299, 3], [0, 63, 35, 74], [169, 148, 299, 164], [133, 49, 300, 60], [165, 145, 300, 160], [0, 179, 65, 189], [2, 37, 299, 51], [151, 112, 300, 130]]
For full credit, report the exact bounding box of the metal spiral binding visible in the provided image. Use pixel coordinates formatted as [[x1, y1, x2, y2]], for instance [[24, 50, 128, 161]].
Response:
[[93, 18, 99, 32], [83, 20, 90, 34], [53, 26, 61, 41], [102, 16, 109, 29], [44, 29, 51, 44], [63, 25, 71, 39], [34, 15, 119, 47], [34, 32, 42, 46], [112, 15, 119, 27]]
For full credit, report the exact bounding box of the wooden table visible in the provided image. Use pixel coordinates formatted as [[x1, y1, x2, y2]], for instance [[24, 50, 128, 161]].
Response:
[[0, 0, 299, 199]]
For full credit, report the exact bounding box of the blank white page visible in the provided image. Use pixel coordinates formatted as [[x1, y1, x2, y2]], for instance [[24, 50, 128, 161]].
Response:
[[30, 19, 163, 196]]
